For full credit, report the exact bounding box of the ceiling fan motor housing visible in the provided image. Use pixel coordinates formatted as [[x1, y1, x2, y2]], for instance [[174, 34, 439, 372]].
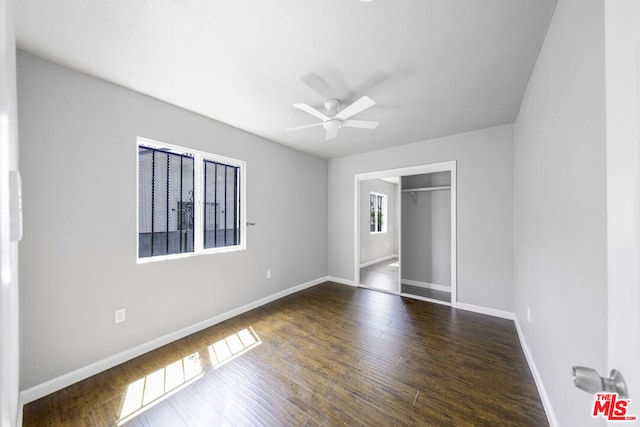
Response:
[[324, 98, 340, 116], [323, 118, 343, 131]]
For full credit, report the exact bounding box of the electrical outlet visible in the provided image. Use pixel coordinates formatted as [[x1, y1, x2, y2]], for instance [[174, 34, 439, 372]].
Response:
[[115, 308, 126, 324], [526, 307, 531, 323], [266, 270, 271, 279]]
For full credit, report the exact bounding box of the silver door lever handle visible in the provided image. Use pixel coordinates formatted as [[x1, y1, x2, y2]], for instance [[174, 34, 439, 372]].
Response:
[[246, 222, 256, 226], [572, 366, 628, 398]]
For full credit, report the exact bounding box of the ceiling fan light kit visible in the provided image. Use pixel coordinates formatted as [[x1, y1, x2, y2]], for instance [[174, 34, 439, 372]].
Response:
[[286, 96, 379, 140]]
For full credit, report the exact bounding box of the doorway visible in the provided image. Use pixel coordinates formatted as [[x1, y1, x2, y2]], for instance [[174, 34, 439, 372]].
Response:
[[357, 177, 400, 293], [354, 161, 457, 306]]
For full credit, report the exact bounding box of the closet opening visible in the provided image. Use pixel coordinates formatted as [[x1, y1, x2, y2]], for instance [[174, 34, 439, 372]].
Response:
[[354, 161, 457, 306], [400, 171, 452, 303]]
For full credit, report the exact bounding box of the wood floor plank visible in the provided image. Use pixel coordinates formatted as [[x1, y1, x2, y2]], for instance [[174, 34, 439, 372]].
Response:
[[207, 363, 311, 426], [260, 335, 418, 425], [265, 320, 421, 410], [23, 282, 548, 426], [167, 387, 232, 427], [248, 337, 407, 426], [189, 378, 267, 427], [92, 394, 141, 427], [233, 354, 365, 426]]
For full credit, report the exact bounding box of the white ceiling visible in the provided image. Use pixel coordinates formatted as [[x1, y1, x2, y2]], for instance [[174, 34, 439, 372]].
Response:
[[13, 0, 557, 159]]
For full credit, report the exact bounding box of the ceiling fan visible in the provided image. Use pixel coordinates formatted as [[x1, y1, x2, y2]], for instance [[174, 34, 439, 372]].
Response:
[[285, 96, 379, 140]]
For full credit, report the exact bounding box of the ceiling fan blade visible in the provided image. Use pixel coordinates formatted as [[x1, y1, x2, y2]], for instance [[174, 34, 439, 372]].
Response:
[[285, 122, 323, 132], [335, 96, 376, 120], [326, 128, 338, 140], [342, 119, 379, 129], [301, 73, 339, 99], [293, 103, 330, 121]]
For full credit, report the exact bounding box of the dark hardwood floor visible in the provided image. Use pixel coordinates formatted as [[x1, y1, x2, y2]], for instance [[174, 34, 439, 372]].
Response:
[[23, 282, 548, 426]]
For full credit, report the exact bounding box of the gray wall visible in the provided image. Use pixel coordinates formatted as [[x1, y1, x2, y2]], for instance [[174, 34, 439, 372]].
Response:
[[513, 0, 607, 425], [329, 124, 514, 311], [359, 179, 397, 265], [17, 52, 328, 389], [401, 173, 451, 287]]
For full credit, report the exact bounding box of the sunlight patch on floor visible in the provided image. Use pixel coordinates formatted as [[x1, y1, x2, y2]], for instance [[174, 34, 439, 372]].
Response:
[[209, 327, 262, 370], [118, 352, 203, 425]]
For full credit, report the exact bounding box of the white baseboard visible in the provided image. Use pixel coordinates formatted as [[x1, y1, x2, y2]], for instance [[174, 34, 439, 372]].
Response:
[[19, 276, 327, 405], [400, 292, 452, 307], [401, 279, 451, 293], [359, 254, 398, 268], [514, 318, 559, 427], [326, 276, 357, 287], [455, 302, 515, 320]]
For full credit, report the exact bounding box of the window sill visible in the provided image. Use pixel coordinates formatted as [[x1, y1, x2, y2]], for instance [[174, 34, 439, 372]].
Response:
[[136, 245, 246, 264]]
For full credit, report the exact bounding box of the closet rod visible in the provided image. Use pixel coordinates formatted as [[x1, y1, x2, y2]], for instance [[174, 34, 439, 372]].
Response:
[[401, 186, 451, 193]]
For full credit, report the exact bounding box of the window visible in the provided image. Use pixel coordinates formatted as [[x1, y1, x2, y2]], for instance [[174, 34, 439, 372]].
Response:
[[137, 137, 245, 261], [203, 160, 240, 249], [370, 192, 386, 233]]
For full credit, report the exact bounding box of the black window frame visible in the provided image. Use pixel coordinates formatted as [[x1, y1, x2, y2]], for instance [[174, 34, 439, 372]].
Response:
[[369, 191, 387, 234], [137, 137, 245, 262]]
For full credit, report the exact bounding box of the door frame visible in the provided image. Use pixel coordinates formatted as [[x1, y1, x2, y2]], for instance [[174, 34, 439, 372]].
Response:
[[0, 0, 21, 425], [354, 160, 457, 306]]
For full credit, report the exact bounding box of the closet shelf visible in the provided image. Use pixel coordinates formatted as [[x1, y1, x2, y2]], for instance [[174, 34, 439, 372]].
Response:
[[401, 186, 451, 193]]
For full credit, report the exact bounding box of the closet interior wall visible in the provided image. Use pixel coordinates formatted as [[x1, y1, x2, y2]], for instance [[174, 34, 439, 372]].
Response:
[[401, 172, 452, 296]]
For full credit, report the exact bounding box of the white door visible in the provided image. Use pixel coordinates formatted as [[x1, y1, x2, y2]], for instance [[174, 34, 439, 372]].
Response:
[[0, 0, 21, 425], [602, 0, 640, 417]]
